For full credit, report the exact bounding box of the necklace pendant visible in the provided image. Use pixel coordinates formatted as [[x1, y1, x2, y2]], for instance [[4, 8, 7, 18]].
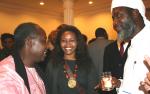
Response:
[[68, 77, 77, 88]]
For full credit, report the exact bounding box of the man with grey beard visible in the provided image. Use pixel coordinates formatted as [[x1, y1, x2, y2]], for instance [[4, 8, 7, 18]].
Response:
[[111, 0, 150, 94]]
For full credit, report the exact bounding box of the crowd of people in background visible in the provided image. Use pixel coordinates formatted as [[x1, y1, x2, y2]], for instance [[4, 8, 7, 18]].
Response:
[[0, 0, 150, 94]]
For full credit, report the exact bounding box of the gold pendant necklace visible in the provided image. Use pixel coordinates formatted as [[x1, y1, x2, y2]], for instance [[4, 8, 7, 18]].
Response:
[[64, 62, 78, 88], [68, 77, 77, 88]]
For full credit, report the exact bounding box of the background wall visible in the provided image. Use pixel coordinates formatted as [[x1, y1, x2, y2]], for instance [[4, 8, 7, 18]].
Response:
[[0, 9, 117, 42], [74, 12, 117, 41], [0, 5, 150, 48], [0, 9, 62, 36], [0, 8, 62, 48]]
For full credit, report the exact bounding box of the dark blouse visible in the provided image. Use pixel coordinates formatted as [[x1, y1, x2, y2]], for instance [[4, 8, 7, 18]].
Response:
[[46, 59, 98, 94]]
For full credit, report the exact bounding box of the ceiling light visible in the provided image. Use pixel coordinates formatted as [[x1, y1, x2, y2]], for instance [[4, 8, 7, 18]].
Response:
[[40, 1, 45, 6], [88, 1, 93, 5]]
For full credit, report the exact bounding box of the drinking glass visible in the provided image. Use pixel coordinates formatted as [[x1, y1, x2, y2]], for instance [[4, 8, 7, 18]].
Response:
[[101, 72, 114, 91]]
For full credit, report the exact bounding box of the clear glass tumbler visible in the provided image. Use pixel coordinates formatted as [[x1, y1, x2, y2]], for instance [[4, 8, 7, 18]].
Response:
[[101, 72, 114, 91]]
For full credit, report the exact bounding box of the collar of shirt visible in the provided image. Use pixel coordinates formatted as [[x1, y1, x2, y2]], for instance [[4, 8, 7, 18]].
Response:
[[131, 19, 150, 48], [118, 42, 128, 51], [97, 37, 105, 39], [123, 42, 128, 50]]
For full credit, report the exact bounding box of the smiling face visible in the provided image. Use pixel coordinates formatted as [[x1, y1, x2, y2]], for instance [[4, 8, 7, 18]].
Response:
[[60, 31, 77, 60], [112, 7, 136, 41]]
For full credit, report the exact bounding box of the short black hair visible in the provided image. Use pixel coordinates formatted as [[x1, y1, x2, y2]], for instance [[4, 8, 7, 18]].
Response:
[[95, 27, 108, 39], [14, 22, 45, 50], [1, 33, 14, 42]]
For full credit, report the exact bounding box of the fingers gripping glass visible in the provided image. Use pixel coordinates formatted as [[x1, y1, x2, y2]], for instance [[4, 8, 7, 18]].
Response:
[[101, 72, 114, 91]]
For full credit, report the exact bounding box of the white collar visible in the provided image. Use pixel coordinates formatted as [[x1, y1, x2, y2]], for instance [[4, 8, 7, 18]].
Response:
[[131, 19, 150, 47]]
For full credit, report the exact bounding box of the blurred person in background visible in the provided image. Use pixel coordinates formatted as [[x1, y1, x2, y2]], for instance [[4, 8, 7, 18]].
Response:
[[0, 33, 14, 61], [88, 27, 113, 77]]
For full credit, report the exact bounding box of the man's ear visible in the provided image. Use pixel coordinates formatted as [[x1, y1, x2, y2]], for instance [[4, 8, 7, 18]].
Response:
[[25, 37, 33, 49], [131, 9, 140, 19]]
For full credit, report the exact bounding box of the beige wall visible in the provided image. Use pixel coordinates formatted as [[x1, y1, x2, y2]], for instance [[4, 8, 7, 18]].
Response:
[[0, 2, 150, 48], [0, 12, 62, 36], [1, 10, 149, 45], [0, 9, 62, 48], [0, 10, 117, 44], [74, 12, 117, 41]]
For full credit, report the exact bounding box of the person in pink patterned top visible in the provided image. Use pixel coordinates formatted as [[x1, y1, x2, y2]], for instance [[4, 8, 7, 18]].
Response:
[[0, 22, 47, 94]]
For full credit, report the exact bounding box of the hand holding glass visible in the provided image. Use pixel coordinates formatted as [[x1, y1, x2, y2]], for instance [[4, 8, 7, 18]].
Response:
[[101, 72, 114, 91]]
